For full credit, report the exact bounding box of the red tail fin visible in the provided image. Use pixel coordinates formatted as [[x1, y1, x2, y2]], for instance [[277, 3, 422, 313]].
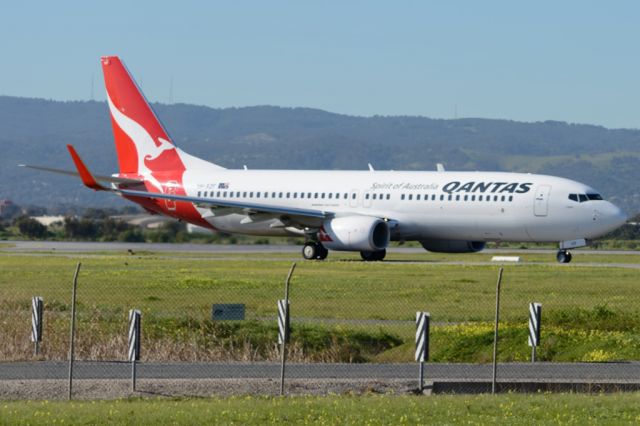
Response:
[[101, 56, 183, 175]]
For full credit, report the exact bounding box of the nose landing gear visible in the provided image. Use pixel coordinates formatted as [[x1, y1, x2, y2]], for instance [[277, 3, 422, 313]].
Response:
[[302, 242, 328, 260], [556, 250, 572, 264]]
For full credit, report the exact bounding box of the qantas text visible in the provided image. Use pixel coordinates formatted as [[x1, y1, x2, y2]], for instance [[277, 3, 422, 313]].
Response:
[[442, 181, 533, 194]]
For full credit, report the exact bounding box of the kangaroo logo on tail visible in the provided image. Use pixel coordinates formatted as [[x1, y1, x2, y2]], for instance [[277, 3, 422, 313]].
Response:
[[102, 56, 185, 177]]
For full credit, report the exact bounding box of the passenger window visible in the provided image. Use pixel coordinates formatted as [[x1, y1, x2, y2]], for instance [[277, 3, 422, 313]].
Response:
[[344, 193, 348, 199], [321, 193, 325, 199], [365, 194, 369, 200], [264, 192, 268, 198], [223, 191, 227, 197], [464, 195, 468, 201], [335, 193, 339, 199], [216, 191, 221, 197], [315, 193, 319, 199], [494, 195, 498, 201], [197, 191, 201, 197], [508, 195, 513, 202], [352, 193, 356, 199], [401, 194, 405, 200], [386, 194, 391, 200], [501, 195, 506, 202], [286, 192, 290, 198], [272, 192, 276, 198], [308, 193, 312, 198], [471, 195, 475, 201], [249, 192, 254, 198], [455, 195, 460, 201], [279, 192, 283, 198], [294, 192, 298, 198], [479, 195, 483, 201], [328, 193, 333, 199], [416, 194, 420, 201], [300, 193, 304, 199], [448, 194, 452, 201], [579, 194, 587, 202]]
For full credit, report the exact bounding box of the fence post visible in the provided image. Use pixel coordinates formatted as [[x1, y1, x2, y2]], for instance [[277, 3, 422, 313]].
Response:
[[415, 312, 430, 392], [528, 302, 542, 362], [279, 262, 295, 396], [31, 296, 44, 356], [68, 262, 81, 400], [491, 267, 503, 395], [128, 309, 142, 391]]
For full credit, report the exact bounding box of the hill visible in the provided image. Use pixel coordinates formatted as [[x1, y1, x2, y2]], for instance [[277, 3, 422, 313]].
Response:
[[2, 96, 639, 214]]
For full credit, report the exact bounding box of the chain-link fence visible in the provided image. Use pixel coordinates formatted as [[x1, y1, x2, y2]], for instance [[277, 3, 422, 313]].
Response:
[[1, 249, 639, 398]]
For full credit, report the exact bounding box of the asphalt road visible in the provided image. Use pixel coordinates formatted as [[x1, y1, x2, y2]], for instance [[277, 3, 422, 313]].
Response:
[[1, 361, 638, 382]]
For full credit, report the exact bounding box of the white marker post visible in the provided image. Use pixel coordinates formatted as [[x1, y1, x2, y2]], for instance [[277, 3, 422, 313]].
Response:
[[415, 312, 430, 392], [31, 296, 44, 356], [128, 309, 141, 391], [278, 263, 295, 396], [528, 302, 542, 362]]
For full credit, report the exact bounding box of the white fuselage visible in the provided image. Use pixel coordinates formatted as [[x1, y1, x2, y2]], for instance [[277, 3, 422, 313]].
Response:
[[181, 167, 626, 243]]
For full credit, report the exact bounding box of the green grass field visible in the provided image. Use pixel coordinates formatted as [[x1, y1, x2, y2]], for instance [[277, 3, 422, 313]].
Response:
[[1, 250, 639, 362], [1, 393, 639, 425]]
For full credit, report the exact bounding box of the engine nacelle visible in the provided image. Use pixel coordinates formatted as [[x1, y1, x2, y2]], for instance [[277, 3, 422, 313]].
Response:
[[321, 216, 390, 252], [420, 239, 486, 253]]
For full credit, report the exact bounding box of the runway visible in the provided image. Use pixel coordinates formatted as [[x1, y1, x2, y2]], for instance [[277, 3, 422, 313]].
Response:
[[4, 240, 640, 256], [3, 241, 640, 269], [2, 361, 639, 382]]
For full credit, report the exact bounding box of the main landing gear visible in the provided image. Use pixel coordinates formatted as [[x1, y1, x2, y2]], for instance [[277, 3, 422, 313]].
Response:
[[556, 250, 572, 264], [302, 242, 328, 260], [360, 249, 386, 261]]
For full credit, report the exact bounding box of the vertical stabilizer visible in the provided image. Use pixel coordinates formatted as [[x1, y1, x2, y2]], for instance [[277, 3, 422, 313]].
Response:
[[101, 56, 183, 175]]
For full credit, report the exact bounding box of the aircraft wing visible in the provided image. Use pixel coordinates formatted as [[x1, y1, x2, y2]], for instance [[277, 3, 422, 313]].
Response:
[[119, 188, 331, 224], [27, 144, 332, 226]]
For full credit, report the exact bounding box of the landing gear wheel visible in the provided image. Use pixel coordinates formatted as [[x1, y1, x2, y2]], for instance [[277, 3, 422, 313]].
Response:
[[316, 244, 329, 260], [556, 250, 572, 264], [302, 242, 328, 260], [360, 249, 386, 261], [302, 242, 317, 260]]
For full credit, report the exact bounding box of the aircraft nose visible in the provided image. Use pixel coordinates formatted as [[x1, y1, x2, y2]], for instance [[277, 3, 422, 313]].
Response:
[[605, 202, 627, 229]]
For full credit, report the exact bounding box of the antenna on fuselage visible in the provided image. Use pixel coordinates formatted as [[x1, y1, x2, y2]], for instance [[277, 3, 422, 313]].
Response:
[[436, 163, 445, 172], [368, 163, 375, 172]]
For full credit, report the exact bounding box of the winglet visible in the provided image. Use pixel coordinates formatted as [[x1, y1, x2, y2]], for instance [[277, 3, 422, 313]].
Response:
[[66, 145, 107, 191]]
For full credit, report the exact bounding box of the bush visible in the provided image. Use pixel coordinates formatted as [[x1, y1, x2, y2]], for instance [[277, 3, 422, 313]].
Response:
[[13, 216, 47, 239]]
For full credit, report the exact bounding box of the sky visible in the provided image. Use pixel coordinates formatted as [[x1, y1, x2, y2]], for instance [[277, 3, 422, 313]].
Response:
[[1, 1, 639, 129]]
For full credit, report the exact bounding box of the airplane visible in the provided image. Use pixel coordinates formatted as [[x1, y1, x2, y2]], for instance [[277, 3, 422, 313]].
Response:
[[22, 56, 627, 263]]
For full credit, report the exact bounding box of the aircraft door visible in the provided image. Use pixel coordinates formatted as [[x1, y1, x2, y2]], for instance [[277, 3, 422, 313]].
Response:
[[363, 191, 372, 208], [533, 185, 551, 217], [349, 190, 359, 208]]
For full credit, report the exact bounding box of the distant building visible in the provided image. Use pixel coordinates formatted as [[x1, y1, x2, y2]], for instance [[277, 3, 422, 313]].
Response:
[[31, 216, 65, 226]]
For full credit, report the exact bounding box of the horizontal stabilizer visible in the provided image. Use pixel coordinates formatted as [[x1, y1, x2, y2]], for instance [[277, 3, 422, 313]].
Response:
[[19, 164, 143, 185]]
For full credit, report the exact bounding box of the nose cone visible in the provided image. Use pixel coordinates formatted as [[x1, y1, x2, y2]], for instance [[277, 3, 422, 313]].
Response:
[[604, 202, 627, 231]]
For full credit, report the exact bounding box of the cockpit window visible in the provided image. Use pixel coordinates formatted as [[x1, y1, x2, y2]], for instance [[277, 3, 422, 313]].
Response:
[[569, 193, 603, 203]]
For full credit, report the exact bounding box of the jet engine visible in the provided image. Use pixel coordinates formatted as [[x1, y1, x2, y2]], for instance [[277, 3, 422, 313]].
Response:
[[420, 239, 486, 253], [321, 216, 390, 252]]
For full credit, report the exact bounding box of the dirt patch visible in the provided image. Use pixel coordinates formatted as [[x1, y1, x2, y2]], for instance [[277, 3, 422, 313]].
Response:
[[0, 379, 425, 400]]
